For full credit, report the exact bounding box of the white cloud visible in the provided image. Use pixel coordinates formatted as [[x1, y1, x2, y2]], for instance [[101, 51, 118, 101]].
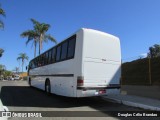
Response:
[[140, 53, 147, 58]]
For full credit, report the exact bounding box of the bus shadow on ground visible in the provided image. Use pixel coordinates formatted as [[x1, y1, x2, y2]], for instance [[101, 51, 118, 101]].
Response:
[[0, 86, 120, 109], [1, 86, 142, 111], [0, 85, 143, 118]]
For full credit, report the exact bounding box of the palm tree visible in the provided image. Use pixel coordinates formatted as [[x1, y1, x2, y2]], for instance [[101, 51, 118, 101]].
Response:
[[0, 48, 4, 57], [0, 64, 6, 79], [21, 30, 39, 57], [17, 53, 29, 73], [0, 64, 6, 71], [0, 4, 5, 29], [31, 18, 57, 55]]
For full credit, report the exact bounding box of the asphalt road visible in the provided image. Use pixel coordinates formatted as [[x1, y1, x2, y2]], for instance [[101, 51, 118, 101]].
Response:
[[0, 81, 147, 120]]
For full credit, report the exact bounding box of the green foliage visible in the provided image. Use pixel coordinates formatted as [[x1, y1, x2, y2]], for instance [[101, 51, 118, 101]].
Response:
[[147, 44, 160, 58], [44, 34, 57, 43], [0, 64, 6, 71], [21, 30, 39, 57], [17, 53, 29, 61], [0, 4, 6, 29], [31, 18, 50, 34], [0, 64, 12, 80], [23, 76, 28, 80], [30, 18, 57, 55], [3, 70, 12, 78], [21, 30, 39, 44], [0, 48, 4, 57], [21, 19, 57, 57], [17, 53, 29, 72]]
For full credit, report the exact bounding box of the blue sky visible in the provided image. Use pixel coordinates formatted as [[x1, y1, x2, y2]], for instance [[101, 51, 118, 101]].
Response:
[[0, 0, 160, 71]]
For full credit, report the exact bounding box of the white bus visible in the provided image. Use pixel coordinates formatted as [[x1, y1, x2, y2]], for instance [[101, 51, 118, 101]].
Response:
[[28, 28, 121, 97]]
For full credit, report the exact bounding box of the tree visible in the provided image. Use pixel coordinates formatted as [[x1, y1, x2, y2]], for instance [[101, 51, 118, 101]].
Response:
[[0, 64, 6, 71], [0, 4, 5, 29], [0, 48, 4, 57], [21, 30, 39, 57], [0, 64, 6, 79], [147, 44, 160, 58], [17, 53, 29, 72], [3, 70, 12, 78], [31, 18, 57, 55]]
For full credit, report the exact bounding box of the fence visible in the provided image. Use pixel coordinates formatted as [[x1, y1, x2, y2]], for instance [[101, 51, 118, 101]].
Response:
[[121, 56, 160, 85]]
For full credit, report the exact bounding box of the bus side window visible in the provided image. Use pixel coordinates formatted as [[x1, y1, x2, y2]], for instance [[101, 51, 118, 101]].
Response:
[[39, 55, 42, 66], [34, 60, 36, 68], [48, 49, 52, 64], [42, 54, 45, 66], [52, 48, 56, 63], [37, 57, 39, 67], [56, 46, 61, 62], [40, 55, 42, 66], [67, 37, 76, 58], [61, 41, 68, 60], [31, 61, 34, 69], [32, 61, 34, 68], [29, 62, 32, 69], [35, 58, 37, 68], [45, 52, 48, 65]]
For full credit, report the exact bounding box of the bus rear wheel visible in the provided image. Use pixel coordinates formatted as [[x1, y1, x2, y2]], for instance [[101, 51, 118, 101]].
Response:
[[28, 78, 31, 86], [45, 80, 51, 95]]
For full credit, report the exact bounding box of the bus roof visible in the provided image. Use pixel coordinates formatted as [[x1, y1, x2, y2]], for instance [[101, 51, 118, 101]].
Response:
[[30, 28, 119, 62], [80, 28, 119, 40]]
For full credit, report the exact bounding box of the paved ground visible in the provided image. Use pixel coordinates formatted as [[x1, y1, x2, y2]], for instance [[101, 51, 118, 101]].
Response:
[[0, 81, 155, 120]]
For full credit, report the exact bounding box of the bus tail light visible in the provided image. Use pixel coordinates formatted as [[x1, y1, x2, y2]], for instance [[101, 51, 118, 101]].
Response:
[[77, 76, 84, 86], [99, 89, 106, 94]]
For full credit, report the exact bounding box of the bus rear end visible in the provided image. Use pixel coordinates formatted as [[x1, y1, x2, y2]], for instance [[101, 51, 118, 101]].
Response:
[[77, 29, 121, 97]]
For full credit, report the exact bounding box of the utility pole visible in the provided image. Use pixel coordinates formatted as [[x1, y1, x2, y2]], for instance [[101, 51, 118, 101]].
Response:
[[148, 58, 152, 85]]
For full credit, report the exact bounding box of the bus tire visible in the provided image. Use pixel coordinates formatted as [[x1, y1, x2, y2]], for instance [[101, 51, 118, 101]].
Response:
[[45, 79, 51, 95]]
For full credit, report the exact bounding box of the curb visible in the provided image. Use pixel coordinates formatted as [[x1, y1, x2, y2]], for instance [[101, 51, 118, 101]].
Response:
[[102, 96, 160, 111], [122, 100, 159, 111]]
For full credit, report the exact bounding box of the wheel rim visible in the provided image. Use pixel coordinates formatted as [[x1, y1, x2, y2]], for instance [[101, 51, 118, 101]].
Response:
[[46, 85, 49, 92], [46, 82, 50, 93]]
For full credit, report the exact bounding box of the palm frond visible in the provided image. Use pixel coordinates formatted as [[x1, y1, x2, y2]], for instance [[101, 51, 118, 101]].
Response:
[[17, 56, 21, 61], [0, 20, 4, 29], [31, 19, 50, 33], [21, 30, 38, 37], [17, 53, 29, 61], [26, 18, 55, 55], [44, 34, 57, 44], [21, 30, 39, 45], [30, 18, 40, 26], [25, 38, 34, 45], [0, 7, 5, 17], [41, 23, 50, 32], [0, 48, 4, 57], [0, 48, 4, 53], [0, 5, 5, 29]]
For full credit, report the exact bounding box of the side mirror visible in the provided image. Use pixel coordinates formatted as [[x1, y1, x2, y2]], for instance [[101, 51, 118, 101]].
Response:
[[26, 66, 28, 70]]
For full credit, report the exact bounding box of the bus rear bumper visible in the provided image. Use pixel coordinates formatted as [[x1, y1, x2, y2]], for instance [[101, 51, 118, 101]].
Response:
[[76, 85, 120, 97]]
